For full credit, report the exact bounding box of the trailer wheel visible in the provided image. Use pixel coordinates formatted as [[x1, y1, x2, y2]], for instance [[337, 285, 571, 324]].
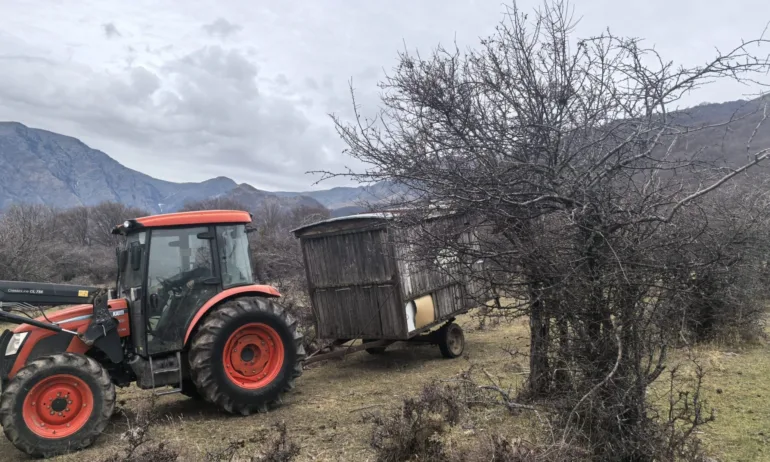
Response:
[[437, 323, 465, 358], [363, 339, 387, 355], [0, 353, 115, 458], [189, 296, 305, 415]]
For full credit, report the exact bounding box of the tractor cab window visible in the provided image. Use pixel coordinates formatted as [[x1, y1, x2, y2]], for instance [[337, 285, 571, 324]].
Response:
[[117, 231, 146, 298], [217, 224, 254, 288], [145, 227, 217, 354]]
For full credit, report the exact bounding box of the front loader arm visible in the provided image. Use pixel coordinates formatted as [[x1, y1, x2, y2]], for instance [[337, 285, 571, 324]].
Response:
[[0, 285, 126, 381]]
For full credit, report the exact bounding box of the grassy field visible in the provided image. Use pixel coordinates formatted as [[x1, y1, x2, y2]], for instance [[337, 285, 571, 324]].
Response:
[[0, 314, 767, 461], [668, 339, 770, 461]]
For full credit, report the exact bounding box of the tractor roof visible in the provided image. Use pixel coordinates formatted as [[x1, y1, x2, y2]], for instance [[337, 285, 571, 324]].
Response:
[[112, 210, 252, 234]]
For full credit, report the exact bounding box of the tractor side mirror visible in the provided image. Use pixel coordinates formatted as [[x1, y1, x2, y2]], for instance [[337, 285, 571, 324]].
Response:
[[129, 245, 143, 271]]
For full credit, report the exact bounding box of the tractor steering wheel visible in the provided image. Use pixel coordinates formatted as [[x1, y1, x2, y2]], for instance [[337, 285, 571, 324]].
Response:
[[158, 266, 209, 293]]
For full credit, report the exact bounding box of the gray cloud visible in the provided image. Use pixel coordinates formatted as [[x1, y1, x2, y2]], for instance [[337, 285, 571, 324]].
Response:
[[202, 18, 243, 39], [102, 22, 121, 39], [0, 44, 349, 190], [1, 0, 769, 192]]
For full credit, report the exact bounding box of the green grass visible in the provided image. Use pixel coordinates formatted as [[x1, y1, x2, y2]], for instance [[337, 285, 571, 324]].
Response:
[[674, 341, 770, 461]]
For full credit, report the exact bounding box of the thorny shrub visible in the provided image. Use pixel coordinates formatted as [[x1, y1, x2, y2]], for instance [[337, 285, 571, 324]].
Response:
[[101, 398, 179, 462], [205, 422, 300, 462], [272, 277, 317, 353], [366, 375, 591, 462], [459, 434, 589, 462], [649, 360, 717, 462], [365, 381, 463, 462]]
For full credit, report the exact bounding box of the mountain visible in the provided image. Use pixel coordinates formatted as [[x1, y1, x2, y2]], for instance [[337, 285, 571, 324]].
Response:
[[3, 97, 766, 216], [0, 122, 326, 213], [275, 181, 410, 216]]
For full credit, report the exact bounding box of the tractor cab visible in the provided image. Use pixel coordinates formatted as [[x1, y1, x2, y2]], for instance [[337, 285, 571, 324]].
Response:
[[112, 211, 255, 356]]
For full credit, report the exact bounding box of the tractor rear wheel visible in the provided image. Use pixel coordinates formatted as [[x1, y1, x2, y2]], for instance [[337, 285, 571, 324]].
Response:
[[0, 353, 115, 458], [188, 296, 305, 415]]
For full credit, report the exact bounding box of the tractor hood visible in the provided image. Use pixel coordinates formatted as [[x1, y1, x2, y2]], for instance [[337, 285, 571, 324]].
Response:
[[11, 299, 129, 333]]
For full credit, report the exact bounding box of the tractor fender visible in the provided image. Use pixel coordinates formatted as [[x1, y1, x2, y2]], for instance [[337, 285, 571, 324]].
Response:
[[183, 284, 281, 345]]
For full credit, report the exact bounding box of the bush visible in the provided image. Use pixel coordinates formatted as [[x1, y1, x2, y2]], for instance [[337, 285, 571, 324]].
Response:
[[365, 381, 464, 462], [205, 422, 300, 462], [101, 397, 179, 462]]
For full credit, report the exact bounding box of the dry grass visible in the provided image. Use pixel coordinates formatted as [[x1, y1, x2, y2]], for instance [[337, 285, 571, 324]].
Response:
[[649, 333, 770, 462], [0, 313, 767, 461], [1, 314, 538, 461]]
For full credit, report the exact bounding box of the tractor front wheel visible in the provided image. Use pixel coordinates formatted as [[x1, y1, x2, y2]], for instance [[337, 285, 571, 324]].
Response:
[[188, 297, 305, 415], [0, 353, 115, 458]]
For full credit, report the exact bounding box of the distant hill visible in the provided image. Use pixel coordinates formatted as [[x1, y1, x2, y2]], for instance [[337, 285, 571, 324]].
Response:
[[3, 97, 766, 215], [0, 122, 360, 214], [274, 181, 410, 214]]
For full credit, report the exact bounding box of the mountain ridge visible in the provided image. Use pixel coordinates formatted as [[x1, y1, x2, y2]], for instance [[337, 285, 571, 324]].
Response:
[[0, 121, 381, 214], [2, 97, 768, 215]]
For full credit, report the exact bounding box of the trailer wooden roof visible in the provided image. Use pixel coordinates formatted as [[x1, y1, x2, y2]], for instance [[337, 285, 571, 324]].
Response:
[[292, 208, 470, 239], [291, 213, 394, 238]]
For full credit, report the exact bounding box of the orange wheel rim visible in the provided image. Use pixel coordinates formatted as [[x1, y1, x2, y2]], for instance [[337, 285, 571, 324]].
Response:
[[222, 323, 285, 389], [22, 374, 94, 438]]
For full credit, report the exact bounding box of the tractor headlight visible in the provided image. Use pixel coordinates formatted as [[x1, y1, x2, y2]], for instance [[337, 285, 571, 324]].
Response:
[[5, 332, 28, 356], [123, 220, 131, 229]]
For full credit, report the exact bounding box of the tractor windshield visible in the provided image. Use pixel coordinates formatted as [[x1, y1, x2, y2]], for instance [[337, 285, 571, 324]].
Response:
[[216, 224, 254, 287]]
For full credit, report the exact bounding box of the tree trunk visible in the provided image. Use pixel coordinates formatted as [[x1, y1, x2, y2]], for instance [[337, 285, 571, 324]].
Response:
[[528, 284, 550, 396]]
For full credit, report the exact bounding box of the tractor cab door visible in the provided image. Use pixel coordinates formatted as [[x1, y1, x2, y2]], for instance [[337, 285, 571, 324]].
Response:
[[144, 226, 219, 355], [117, 231, 149, 356]]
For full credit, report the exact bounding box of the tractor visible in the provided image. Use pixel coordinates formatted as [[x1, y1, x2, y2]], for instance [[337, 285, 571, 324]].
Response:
[[0, 210, 305, 458]]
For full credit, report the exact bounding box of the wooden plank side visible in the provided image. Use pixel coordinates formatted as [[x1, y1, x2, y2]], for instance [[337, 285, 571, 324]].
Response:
[[312, 285, 402, 339], [390, 218, 482, 311], [433, 284, 465, 319], [376, 285, 407, 338], [391, 224, 454, 301], [312, 289, 334, 339], [302, 230, 393, 289]]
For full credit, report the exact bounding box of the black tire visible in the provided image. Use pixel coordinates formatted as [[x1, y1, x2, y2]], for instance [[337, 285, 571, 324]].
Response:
[[363, 339, 387, 355], [437, 323, 465, 359], [188, 296, 305, 415], [0, 353, 115, 458], [181, 379, 204, 400]]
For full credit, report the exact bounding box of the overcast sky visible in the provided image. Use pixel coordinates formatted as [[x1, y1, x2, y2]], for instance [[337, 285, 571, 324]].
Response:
[[1, 1, 768, 191]]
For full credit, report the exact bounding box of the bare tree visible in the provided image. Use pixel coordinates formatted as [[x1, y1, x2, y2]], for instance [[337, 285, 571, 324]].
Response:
[[179, 197, 247, 213], [325, 1, 770, 459], [57, 206, 91, 247], [0, 204, 57, 281], [88, 202, 149, 247]]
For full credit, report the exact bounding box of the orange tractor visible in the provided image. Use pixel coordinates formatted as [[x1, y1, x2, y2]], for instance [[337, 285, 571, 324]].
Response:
[[0, 210, 305, 457]]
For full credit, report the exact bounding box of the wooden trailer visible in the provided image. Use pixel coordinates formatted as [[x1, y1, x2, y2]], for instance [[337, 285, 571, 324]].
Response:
[[292, 212, 477, 362]]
